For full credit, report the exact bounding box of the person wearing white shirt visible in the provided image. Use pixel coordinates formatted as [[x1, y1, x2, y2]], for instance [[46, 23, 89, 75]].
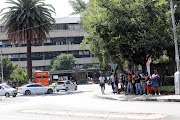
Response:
[[110, 73, 115, 92], [99, 74, 105, 94]]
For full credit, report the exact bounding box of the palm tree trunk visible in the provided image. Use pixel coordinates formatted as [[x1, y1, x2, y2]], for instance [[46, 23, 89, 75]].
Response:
[[27, 39, 32, 82]]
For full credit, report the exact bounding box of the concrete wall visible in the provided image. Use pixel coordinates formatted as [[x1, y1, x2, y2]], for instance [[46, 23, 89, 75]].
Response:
[[13, 57, 98, 67], [0, 30, 88, 40], [2, 44, 89, 54]]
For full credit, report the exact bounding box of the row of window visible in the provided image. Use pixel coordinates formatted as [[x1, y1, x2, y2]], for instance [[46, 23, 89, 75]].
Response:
[[0, 24, 83, 33], [53, 24, 83, 30], [0, 37, 84, 48], [3, 50, 91, 61], [33, 63, 99, 71]]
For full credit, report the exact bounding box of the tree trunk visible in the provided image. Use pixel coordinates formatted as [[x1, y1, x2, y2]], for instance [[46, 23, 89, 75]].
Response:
[[117, 63, 126, 74], [27, 40, 32, 82], [141, 63, 146, 74]]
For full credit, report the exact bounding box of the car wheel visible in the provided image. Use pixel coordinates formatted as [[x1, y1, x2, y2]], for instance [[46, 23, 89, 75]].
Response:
[[56, 90, 59, 92], [25, 90, 31, 95], [47, 89, 53, 94], [5, 93, 10, 97], [13, 94, 17, 97], [65, 87, 69, 91], [75, 86, 77, 90]]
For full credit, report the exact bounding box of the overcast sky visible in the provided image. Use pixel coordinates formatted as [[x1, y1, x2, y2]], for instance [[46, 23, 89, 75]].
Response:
[[0, 0, 88, 18]]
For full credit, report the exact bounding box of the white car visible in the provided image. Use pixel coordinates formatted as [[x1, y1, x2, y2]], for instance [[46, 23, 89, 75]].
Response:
[[55, 80, 77, 92], [18, 83, 54, 95], [0, 84, 17, 97]]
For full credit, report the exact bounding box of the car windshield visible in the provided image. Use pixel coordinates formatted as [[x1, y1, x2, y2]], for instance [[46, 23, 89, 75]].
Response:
[[2, 84, 11, 89]]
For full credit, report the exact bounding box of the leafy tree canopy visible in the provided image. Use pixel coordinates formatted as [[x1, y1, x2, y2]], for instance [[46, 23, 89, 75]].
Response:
[[0, 57, 16, 81], [51, 54, 76, 71], [69, 0, 86, 15], [11, 67, 27, 86], [79, 0, 173, 73]]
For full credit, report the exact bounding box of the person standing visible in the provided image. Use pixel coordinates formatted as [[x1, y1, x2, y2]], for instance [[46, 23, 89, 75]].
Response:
[[107, 76, 110, 85], [152, 70, 161, 95], [146, 73, 152, 95], [110, 73, 115, 92], [141, 73, 147, 95], [132, 72, 136, 94], [99, 74, 105, 94], [135, 72, 142, 95], [114, 73, 119, 93], [126, 72, 132, 94], [121, 74, 125, 92]]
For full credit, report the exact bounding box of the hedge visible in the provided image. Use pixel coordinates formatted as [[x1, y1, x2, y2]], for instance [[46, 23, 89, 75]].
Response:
[[151, 86, 175, 95]]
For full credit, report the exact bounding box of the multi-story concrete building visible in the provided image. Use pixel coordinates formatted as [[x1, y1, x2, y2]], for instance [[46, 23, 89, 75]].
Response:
[[0, 17, 99, 70]]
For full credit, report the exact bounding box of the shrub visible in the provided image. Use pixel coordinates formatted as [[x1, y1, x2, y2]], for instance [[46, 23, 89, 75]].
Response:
[[151, 86, 175, 95], [165, 75, 174, 86]]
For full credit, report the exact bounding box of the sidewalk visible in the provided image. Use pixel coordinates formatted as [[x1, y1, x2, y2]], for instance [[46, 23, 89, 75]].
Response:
[[96, 92, 180, 102]]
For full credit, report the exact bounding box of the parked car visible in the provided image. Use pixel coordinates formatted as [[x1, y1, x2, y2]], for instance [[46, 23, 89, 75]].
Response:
[[18, 83, 54, 95], [55, 80, 77, 92], [0, 84, 17, 97]]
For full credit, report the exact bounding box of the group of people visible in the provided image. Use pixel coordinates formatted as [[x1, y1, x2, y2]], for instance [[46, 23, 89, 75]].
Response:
[[99, 70, 161, 95]]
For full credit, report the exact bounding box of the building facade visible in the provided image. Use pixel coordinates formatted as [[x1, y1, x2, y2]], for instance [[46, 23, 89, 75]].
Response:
[[0, 17, 99, 70]]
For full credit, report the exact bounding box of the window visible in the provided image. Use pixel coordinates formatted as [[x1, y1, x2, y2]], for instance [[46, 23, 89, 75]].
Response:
[[57, 82, 65, 85], [36, 76, 48, 78], [0, 26, 3, 32], [27, 84, 42, 87], [36, 84, 43, 87], [66, 81, 70, 84], [53, 24, 66, 30], [45, 51, 64, 59], [32, 52, 43, 60], [27, 85, 36, 87], [79, 51, 90, 55], [67, 24, 83, 30], [11, 54, 18, 58], [50, 37, 66, 45], [79, 51, 83, 55], [20, 54, 27, 58]]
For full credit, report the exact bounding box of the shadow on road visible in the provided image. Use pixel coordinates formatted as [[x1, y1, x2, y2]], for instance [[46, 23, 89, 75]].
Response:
[[17, 90, 85, 98]]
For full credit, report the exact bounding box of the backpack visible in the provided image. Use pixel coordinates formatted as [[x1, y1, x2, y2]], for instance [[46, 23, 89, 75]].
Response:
[[146, 77, 151, 86]]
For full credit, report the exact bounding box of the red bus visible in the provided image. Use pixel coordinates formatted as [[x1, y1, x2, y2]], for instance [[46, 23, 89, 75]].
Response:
[[34, 71, 49, 86]]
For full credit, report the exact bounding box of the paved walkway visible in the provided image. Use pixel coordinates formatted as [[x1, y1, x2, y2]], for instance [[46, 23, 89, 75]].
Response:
[[96, 92, 180, 102], [96, 84, 180, 102]]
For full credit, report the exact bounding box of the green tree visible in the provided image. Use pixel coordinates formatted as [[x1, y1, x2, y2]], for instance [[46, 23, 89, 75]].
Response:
[[69, 0, 86, 15], [0, 57, 16, 81], [0, 0, 55, 81], [80, 0, 172, 73], [11, 67, 27, 86], [46, 57, 57, 71], [51, 54, 76, 71]]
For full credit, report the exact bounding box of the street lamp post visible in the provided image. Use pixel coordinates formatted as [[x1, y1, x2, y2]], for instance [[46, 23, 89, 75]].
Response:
[[170, 0, 180, 94], [1, 49, 3, 83]]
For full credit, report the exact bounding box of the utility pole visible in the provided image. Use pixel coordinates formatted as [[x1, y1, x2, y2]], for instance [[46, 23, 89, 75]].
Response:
[[170, 0, 180, 94], [1, 49, 3, 83], [170, 0, 179, 71]]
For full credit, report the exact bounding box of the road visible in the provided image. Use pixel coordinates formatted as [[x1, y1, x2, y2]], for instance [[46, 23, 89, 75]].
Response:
[[0, 84, 180, 120]]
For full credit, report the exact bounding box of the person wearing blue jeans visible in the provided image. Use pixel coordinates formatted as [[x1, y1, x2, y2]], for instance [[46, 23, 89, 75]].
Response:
[[127, 72, 132, 94], [135, 72, 142, 95]]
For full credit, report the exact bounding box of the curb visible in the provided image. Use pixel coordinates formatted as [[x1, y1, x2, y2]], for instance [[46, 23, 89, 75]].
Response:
[[96, 94, 180, 102]]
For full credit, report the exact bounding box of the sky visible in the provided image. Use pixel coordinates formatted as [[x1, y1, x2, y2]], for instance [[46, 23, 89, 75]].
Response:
[[0, 0, 88, 18]]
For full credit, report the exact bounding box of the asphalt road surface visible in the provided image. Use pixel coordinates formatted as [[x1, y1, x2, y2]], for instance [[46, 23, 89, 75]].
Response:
[[0, 84, 180, 120]]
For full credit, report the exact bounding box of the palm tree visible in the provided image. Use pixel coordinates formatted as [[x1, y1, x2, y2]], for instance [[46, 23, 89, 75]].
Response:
[[0, 0, 55, 81]]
